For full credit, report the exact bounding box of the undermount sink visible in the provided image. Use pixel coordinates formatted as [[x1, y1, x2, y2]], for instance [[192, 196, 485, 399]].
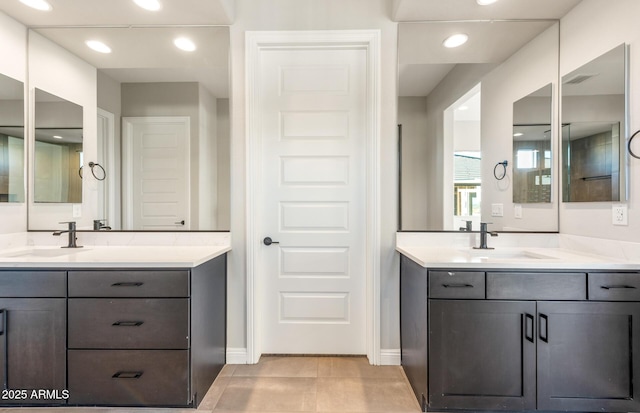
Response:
[[460, 248, 556, 261], [0, 247, 88, 258]]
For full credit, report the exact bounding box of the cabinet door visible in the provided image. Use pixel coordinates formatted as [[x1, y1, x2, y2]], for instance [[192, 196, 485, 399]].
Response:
[[0, 299, 66, 405], [537, 301, 640, 412], [429, 300, 536, 411]]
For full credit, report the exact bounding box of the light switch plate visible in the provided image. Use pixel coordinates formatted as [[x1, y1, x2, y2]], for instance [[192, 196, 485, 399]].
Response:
[[612, 204, 628, 226], [491, 203, 504, 217], [72, 204, 82, 218], [514, 204, 522, 219]]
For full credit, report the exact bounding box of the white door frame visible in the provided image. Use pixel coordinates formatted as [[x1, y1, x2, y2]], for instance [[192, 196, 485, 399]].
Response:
[[245, 30, 381, 364], [97, 108, 116, 229]]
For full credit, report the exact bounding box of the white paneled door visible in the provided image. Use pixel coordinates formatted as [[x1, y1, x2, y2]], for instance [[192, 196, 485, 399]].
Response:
[[122, 117, 190, 230], [259, 46, 367, 354]]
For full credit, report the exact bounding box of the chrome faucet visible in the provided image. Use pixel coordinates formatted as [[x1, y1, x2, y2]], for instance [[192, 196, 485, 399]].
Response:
[[53, 221, 82, 248], [474, 222, 498, 250], [459, 220, 473, 231]]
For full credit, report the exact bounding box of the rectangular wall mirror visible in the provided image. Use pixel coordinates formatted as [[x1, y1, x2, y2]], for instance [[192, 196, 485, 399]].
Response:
[[513, 83, 552, 204], [33, 88, 83, 204], [561, 43, 627, 203], [398, 20, 559, 232], [0, 73, 25, 203], [28, 26, 230, 231]]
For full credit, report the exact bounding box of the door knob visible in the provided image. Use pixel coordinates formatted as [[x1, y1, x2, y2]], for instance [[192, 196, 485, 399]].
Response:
[[263, 237, 280, 246], [175, 220, 185, 225]]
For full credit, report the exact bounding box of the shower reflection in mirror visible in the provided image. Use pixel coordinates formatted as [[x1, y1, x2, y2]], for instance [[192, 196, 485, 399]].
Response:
[[0, 73, 25, 203], [561, 44, 627, 203], [33, 88, 83, 203]]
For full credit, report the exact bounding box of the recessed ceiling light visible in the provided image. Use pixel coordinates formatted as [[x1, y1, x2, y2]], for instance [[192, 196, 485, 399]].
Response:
[[19, 0, 52, 11], [53, 135, 63, 140], [86, 40, 112, 54], [477, 0, 499, 5], [513, 133, 524, 137], [133, 0, 161, 11], [174, 37, 197, 52], [443, 34, 469, 48]]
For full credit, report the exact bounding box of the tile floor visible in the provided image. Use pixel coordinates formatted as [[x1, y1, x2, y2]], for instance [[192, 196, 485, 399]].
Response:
[[0, 356, 422, 413]]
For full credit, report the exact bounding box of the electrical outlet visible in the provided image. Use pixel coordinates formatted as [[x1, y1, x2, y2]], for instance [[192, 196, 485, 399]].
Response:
[[491, 203, 504, 217], [612, 204, 628, 226], [72, 203, 82, 218], [514, 204, 523, 219]]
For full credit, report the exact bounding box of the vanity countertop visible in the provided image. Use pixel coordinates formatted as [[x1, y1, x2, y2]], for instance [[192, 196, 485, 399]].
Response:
[[397, 245, 640, 270], [0, 245, 231, 268]]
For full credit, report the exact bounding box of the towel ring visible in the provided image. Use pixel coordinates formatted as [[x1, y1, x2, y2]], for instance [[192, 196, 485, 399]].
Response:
[[88, 162, 106, 181], [494, 160, 508, 180]]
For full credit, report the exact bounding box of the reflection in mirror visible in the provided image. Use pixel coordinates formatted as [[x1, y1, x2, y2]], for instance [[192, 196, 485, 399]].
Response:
[[32, 26, 230, 230], [398, 20, 559, 231], [513, 83, 552, 204], [562, 44, 626, 203], [34, 88, 83, 203], [0, 73, 24, 203]]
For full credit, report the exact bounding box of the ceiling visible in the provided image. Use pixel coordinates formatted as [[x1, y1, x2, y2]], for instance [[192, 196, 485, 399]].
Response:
[[396, 0, 584, 97]]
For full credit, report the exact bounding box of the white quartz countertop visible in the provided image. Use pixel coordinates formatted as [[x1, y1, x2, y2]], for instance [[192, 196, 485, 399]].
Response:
[[0, 245, 230, 268], [397, 245, 640, 270]]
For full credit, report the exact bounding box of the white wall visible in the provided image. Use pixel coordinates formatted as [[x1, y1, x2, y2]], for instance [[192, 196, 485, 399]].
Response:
[[228, 0, 399, 356], [559, 0, 640, 241], [0, 12, 26, 234], [398, 97, 428, 230], [481, 23, 559, 232], [217, 98, 231, 230], [28, 31, 97, 231]]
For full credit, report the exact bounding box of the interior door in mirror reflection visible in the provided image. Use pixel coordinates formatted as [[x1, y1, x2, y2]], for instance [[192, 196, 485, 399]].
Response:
[[34, 88, 83, 204], [561, 44, 627, 202], [122, 117, 190, 230], [0, 73, 25, 203]]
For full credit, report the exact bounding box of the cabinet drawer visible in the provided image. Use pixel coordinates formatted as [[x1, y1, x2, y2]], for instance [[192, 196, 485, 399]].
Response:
[[487, 272, 586, 300], [429, 271, 485, 299], [68, 350, 189, 406], [68, 298, 189, 349], [68, 270, 189, 297], [0, 271, 66, 297], [589, 273, 640, 301]]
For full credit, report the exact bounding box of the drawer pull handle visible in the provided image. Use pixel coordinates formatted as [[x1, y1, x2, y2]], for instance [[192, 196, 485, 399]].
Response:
[[600, 285, 637, 290], [112, 321, 144, 327], [111, 282, 144, 287], [112, 371, 143, 379], [442, 283, 473, 288]]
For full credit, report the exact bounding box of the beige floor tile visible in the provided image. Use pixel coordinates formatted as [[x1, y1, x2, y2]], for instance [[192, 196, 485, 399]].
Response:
[[198, 376, 231, 410], [316, 377, 421, 412], [214, 377, 316, 412], [317, 357, 404, 379], [232, 356, 318, 378], [218, 364, 238, 377]]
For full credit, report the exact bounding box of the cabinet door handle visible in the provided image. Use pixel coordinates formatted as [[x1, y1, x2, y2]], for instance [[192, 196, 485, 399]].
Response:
[[0, 309, 7, 390], [539, 313, 549, 343], [112, 321, 144, 327], [111, 282, 144, 287], [112, 371, 144, 379], [442, 283, 473, 288], [600, 285, 637, 290], [524, 313, 535, 343]]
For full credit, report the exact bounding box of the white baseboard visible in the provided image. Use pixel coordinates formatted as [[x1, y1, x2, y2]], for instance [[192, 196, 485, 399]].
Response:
[[227, 347, 401, 366], [226, 347, 248, 364], [380, 348, 401, 365]]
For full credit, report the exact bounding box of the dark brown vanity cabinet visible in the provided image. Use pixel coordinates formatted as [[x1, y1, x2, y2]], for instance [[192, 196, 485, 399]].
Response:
[[400, 257, 640, 413], [0, 271, 66, 405], [67, 254, 227, 407]]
